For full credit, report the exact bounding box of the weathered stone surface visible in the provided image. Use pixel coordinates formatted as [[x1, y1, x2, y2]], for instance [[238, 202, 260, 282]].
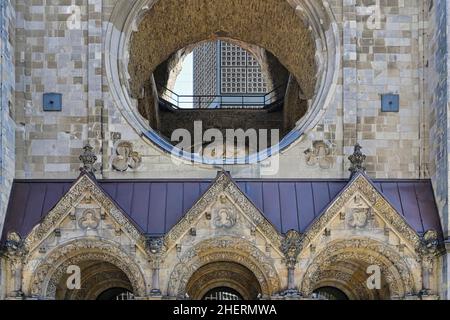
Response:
[[128, 0, 317, 100]]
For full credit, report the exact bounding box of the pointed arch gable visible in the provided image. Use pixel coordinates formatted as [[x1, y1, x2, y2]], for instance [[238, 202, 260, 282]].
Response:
[[299, 173, 423, 254], [23, 173, 147, 253], [164, 171, 283, 251]]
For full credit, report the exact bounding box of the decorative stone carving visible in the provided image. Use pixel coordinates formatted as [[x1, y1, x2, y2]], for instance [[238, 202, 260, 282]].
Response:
[[112, 141, 142, 172], [78, 209, 100, 230], [346, 198, 371, 229], [421, 230, 439, 255], [213, 196, 237, 229], [167, 236, 281, 298], [164, 172, 282, 251], [28, 239, 147, 299], [298, 173, 422, 256], [5, 232, 24, 256], [146, 236, 165, 255], [348, 143, 366, 175], [280, 230, 302, 269], [79, 144, 98, 174], [304, 141, 333, 169], [301, 239, 416, 298], [23, 173, 147, 254], [280, 230, 303, 294], [418, 230, 441, 294]]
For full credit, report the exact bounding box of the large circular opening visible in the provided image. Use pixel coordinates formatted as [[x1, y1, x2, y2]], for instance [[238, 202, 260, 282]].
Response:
[[106, 0, 340, 164]]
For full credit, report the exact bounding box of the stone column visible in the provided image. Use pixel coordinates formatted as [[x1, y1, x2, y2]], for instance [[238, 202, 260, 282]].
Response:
[[150, 259, 162, 296], [418, 230, 440, 300], [279, 230, 302, 299], [146, 236, 165, 298], [10, 260, 23, 296]]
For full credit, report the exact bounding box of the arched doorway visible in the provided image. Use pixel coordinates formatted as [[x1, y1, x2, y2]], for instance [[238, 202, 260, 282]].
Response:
[[28, 240, 147, 300], [97, 288, 135, 301], [308, 259, 391, 300], [55, 261, 134, 300], [301, 239, 416, 300], [202, 287, 243, 301], [313, 287, 349, 300], [185, 262, 262, 300]]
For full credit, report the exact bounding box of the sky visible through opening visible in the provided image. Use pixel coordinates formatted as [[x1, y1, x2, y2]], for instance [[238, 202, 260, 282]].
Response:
[[173, 53, 194, 108]]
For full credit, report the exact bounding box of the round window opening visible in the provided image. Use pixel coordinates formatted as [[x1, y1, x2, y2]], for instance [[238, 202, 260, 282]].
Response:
[[106, 0, 340, 165]]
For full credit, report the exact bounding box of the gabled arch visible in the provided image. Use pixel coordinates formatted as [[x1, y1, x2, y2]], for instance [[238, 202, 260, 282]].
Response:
[[23, 173, 147, 255], [298, 173, 423, 256], [163, 171, 283, 253]]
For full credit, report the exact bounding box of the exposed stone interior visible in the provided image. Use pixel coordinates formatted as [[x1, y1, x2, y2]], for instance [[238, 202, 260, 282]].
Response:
[[128, 0, 317, 149], [128, 0, 317, 100], [138, 42, 305, 147]]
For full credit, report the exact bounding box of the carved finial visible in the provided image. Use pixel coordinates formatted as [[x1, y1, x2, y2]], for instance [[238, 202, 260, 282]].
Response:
[[348, 143, 366, 175], [79, 144, 98, 174]]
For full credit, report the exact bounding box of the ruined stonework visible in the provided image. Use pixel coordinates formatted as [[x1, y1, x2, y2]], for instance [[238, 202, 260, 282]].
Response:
[[0, 0, 450, 300], [7, 0, 428, 180]]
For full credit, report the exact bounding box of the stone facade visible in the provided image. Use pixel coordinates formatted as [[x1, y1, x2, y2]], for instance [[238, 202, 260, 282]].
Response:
[[0, 0, 15, 237], [0, 0, 450, 300], [8, 0, 429, 179], [0, 172, 441, 300]]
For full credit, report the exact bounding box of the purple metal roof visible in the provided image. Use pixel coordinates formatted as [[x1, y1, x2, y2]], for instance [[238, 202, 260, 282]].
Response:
[[1, 177, 443, 242]]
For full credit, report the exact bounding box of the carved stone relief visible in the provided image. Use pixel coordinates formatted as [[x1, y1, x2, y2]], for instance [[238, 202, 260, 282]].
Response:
[[301, 239, 416, 299], [212, 195, 237, 229], [112, 141, 142, 172], [164, 172, 282, 251], [23, 173, 147, 254], [167, 237, 281, 298], [345, 194, 372, 229], [78, 209, 101, 230], [27, 239, 147, 299], [304, 141, 334, 169]]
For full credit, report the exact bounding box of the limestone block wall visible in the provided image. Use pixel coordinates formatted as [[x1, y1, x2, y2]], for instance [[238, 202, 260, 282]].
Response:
[[12, 0, 429, 181], [425, 0, 450, 299], [427, 0, 449, 237], [0, 0, 16, 237]]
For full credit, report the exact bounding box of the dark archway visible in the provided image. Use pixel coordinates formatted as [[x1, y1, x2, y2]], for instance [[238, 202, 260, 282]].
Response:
[[97, 288, 134, 301], [313, 287, 349, 300], [55, 261, 134, 300], [202, 287, 243, 301], [186, 262, 262, 300]]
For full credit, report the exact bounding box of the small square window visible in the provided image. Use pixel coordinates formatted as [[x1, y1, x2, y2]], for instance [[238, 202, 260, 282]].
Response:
[[43, 93, 63, 112], [381, 94, 399, 112]]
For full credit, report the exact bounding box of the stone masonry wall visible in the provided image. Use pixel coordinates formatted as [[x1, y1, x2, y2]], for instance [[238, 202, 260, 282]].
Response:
[[13, 0, 430, 182], [0, 0, 16, 237], [426, 0, 450, 300], [427, 0, 448, 238]]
